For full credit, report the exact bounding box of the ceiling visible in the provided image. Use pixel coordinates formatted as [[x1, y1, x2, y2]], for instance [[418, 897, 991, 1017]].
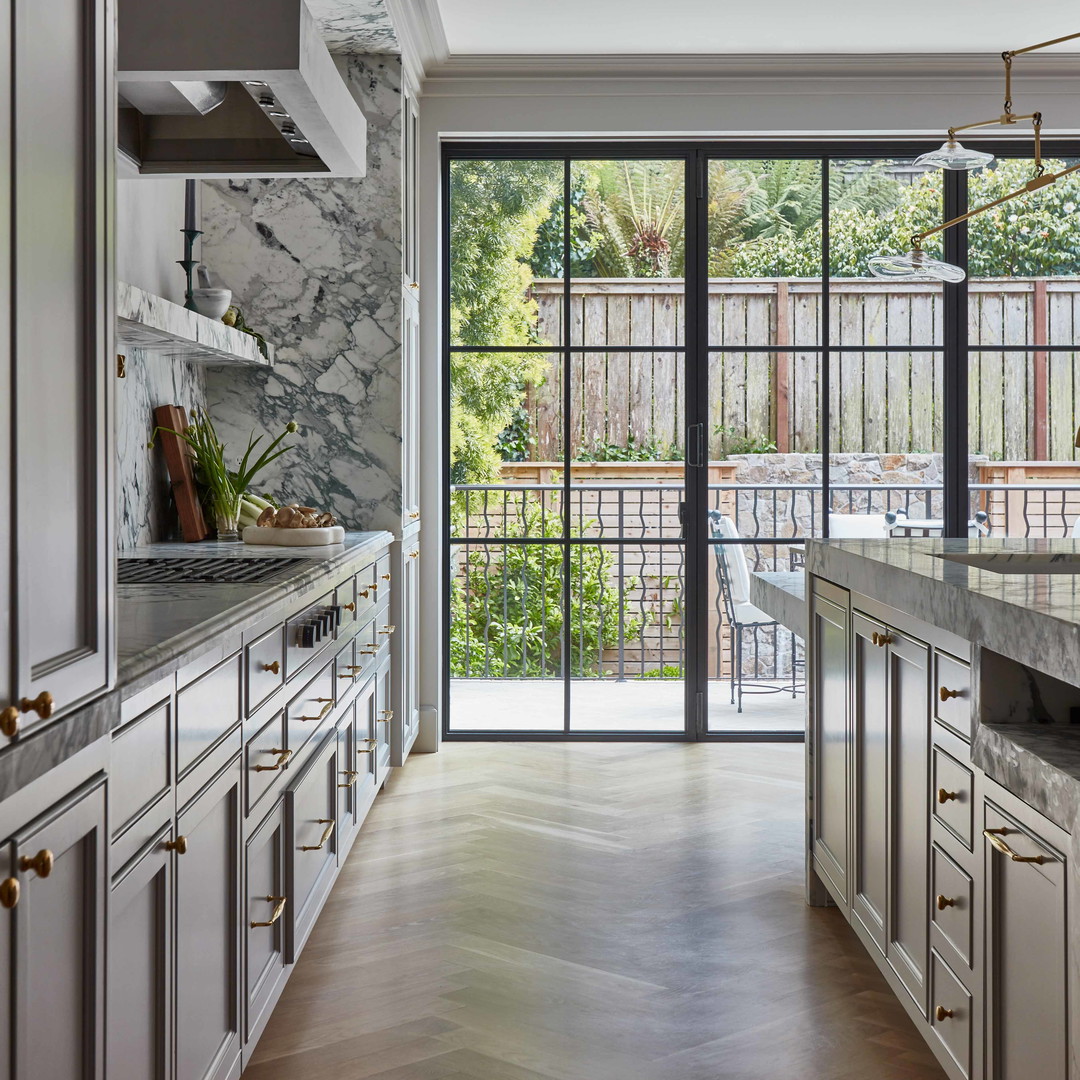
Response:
[[433, 0, 1079, 56]]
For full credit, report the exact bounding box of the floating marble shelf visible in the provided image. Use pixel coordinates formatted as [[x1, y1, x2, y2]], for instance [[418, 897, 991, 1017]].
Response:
[[117, 282, 275, 367]]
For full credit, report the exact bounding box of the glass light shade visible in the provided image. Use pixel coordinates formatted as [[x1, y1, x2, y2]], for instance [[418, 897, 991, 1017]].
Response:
[[913, 139, 995, 171], [867, 248, 966, 283]]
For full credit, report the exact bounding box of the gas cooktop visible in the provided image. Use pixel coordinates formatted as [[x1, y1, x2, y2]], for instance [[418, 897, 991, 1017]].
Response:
[[118, 557, 306, 586]]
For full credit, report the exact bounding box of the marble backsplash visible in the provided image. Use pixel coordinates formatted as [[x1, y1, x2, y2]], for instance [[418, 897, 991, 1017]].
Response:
[[116, 349, 207, 550], [199, 55, 404, 535]]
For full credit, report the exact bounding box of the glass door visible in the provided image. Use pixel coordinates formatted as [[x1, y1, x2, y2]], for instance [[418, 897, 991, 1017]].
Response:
[[446, 153, 694, 735]]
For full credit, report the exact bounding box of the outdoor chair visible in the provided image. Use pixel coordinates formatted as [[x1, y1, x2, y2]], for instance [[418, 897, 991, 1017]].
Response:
[[828, 512, 893, 537], [708, 511, 802, 713]]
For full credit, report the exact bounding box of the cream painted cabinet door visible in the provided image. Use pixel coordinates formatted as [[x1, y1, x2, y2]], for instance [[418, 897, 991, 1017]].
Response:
[[809, 582, 850, 907], [5, 0, 115, 737], [401, 288, 421, 527], [984, 797, 1069, 1080], [391, 536, 419, 767]]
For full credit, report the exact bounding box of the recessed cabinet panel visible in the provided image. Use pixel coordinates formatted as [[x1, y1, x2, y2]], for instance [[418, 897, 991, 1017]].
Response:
[[851, 613, 888, 952], [931, 843, 973, 968], [929, 951, 972, 1079], [108, 826, 172, 1080], [933, 749, 974, 850], [887, 631, 931, 1014], [13, 779, 107, 1080], [285, 732, 338, 961], [810, 587, 849, 905], [175, 653, 241, 778], [245, 799, 287, 1047], [984, 799, 1068, 1080], [111, 699, 172, 836], [246, 625, 285, 714], [175, 759, 241, 1080], [285, 660, 336, 759], [245, 708, 288, 816], [374, 654, 393, 783], [934, 652, 971, 741]]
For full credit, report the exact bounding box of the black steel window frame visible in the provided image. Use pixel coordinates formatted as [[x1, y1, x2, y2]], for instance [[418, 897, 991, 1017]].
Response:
[[442, 138, 1080, 743]]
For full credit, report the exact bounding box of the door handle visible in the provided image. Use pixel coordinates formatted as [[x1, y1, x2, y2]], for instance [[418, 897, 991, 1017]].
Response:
[[686, 423, 704, 468]]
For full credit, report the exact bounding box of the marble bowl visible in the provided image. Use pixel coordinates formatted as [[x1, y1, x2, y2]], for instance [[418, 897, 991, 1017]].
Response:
[[192, 288, 232, 321]]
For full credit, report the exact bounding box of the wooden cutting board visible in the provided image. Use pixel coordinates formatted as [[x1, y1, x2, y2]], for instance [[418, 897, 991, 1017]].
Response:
[[153, 404, 210, 542]]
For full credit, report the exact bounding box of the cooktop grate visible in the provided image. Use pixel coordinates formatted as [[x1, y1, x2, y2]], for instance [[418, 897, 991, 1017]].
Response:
[[118, 557, 306, 586]]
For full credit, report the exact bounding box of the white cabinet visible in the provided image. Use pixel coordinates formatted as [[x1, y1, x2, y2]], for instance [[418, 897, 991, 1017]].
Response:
[[1, 0, 115, 742], [401, 289, 421, 527], [391, 536, 420, 766]]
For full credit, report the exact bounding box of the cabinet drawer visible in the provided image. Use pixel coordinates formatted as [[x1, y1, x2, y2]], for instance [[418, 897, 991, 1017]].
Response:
[[374, 656, 393, 780], [929, 951, 972, 1079], [175, 652, 242, 779], [246, 624, 285, 713], [356, 566, 379, 617], [285, 733, 339, 961], [245, 799, 287, 1046], [285, 661, 336, 759], [933, 748, 974, 849], [934, 652, 971, 741], [285, 591, 335, 677], [376, 555, 392, 591], [931, 843, 973, 967], [245, 709, 288, 816], [112, 698, 172, 838]]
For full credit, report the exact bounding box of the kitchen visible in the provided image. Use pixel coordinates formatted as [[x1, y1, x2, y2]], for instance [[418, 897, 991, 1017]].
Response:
[[2, 1, 1080, 1079]]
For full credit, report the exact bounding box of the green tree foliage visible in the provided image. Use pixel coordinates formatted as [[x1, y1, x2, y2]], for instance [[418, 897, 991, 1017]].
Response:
[[449, 160, 562, 481], [449, 501, 643, 677]]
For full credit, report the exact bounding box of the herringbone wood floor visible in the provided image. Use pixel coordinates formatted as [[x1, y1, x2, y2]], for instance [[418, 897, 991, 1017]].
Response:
[[246, 743, 945, 1080]]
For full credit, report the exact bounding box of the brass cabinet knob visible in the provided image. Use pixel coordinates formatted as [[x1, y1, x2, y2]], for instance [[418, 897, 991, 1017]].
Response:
[[20, 692, 54, 719], [262, 660, 281, 675], [0, 878, 19, 909], [936, 894, 956, 910], [935, 1005, 955, 1022], [357, 588, 371, 599], [939, 686, 961, 701], [164, 836, 188, 855], [254, 748, 293, 772], [870, 632, 893, 648], [381, 573, 391, 582], [409, 511, 420, 520], [300, 819, 335, 852], [343, 601, 356, 612], [408, 550, 419, 560], [938, 788, 959, 804], [0, 706, 18, 739], [250, 895, 287, 929], [18, 849, 54, 879]]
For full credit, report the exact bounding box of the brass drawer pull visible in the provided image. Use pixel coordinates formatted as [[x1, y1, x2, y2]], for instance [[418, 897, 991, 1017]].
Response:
[[357, 740, 377, 754], [939, 685, 961, 701], [377, 711, 393, 722], [409, 511, 420, 519], [339, 673, 357, 682], [937, 788, 959, 804], [0, 878, 18, 909], [262, 660, 280, 675], [984, 827, 1051, 864], [359, 647, 378, 656], [379, 625, 396, 635], [299, 699, 335, 723], [343, 601, 356, 612], [935, 1005, 954, 1022], [870, 631, 893, 647], [164, 836, 188, 855], [381, 573, 391, 582], [358, 588, 372, 599], [250, 895, 287, 928], [254, 747, 292, 772], [339, 770, 359, 788], [18, 849, 53, 879], [1, 707, 19, 738], [301, 819, 335, 852], [936, 894, 956, 910], [408, 550, 419, 559]]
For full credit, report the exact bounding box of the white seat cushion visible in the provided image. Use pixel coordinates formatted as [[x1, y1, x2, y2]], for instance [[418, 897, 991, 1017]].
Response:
[[715, 515, 752, 605]]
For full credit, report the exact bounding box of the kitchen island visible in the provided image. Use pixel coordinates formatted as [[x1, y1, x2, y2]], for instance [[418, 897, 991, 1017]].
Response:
[[806, 537, 1080, 1080]]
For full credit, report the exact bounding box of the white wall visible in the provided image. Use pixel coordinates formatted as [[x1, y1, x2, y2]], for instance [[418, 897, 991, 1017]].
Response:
[[413, 68, 1080, 741], [116, 177, 191, 305]]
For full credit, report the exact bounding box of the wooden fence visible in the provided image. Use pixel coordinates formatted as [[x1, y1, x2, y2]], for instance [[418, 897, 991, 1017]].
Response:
[[527, 278, 1080, 462]]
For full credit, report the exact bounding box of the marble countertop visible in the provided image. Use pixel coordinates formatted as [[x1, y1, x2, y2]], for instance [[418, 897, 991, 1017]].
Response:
[[118, 531, 393, 693]]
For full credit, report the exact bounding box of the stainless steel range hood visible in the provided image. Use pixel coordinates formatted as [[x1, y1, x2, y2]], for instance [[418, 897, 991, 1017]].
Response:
[[118, 0, 366, 178]]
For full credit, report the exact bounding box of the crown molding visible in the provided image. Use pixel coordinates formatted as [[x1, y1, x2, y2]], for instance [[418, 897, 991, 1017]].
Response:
[[383, 0, 448, 90], [422, 49, 1080, 85]]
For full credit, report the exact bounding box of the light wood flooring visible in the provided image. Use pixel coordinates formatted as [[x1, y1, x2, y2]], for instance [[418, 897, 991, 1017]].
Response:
[[246, 743, 945, 1080]]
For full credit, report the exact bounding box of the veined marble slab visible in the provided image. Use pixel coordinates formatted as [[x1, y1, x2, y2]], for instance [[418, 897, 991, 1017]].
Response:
[[307, 0, 397, 53], [118, 530, 393, 692], [118, 281, 275, 367]]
